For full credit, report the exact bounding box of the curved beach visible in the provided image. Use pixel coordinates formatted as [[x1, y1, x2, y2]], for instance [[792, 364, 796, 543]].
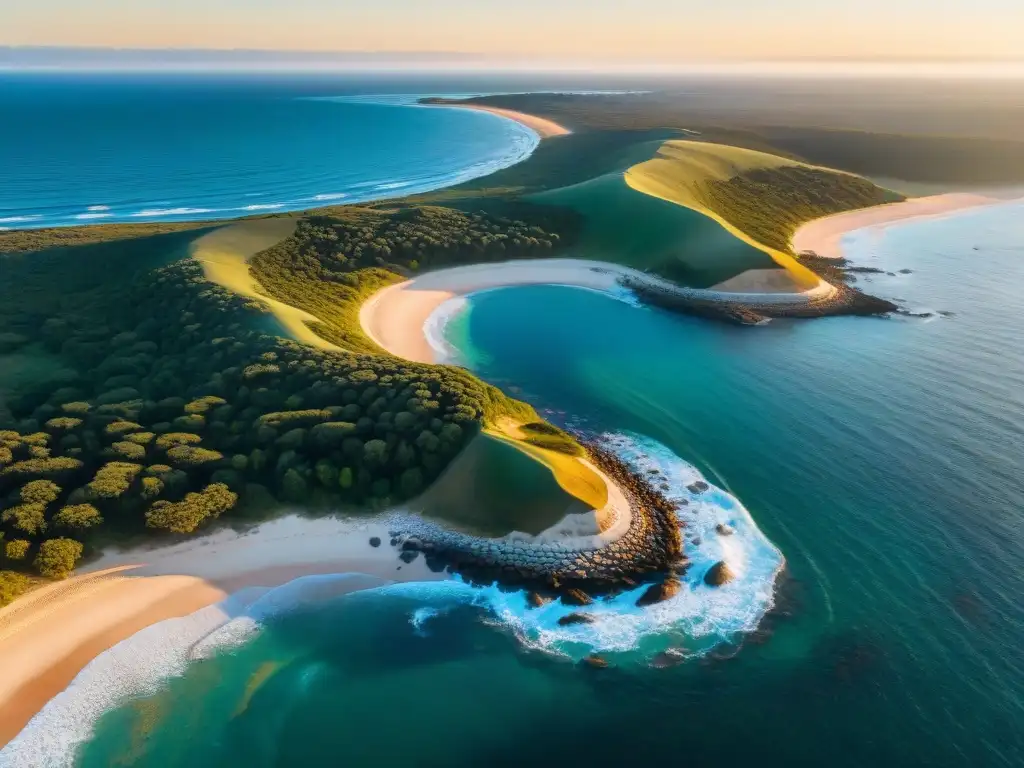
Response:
[[359, 258, 836, 364], [0, 515, 446, 748], [432, 104, 571, 138], [792, 192, 1002, 258]]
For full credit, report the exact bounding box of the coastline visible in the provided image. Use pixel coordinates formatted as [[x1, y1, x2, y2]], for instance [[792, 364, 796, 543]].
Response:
[[792, 192, 1003, 259], [431, 103, 571, 139], [0, 514, 447, 748], [359, 258, 836, 364]]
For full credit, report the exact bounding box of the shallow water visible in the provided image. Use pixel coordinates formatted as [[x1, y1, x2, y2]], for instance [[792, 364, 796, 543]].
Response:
[[7, 199, 1024, 766]]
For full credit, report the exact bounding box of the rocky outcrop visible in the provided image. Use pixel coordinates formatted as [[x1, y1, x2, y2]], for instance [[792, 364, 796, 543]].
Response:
[[527, 591, 552, 608], [558, 613, 595, 626], [715, 523, 734, 536], [369, 536, 381, 547], [582, 654, 609, 669], [562, 588, 594, 606], [393, 444, 685, 600], [636, 573, 682, 607], [704, 561, 735, 587]]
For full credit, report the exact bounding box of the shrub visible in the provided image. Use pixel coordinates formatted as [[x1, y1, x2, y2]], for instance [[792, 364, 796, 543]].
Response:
[[45, 417, 83, 432], [155, 433, 202, 450], [4, 540, 30, 561], [34, 538, 84, 579], [2, 504, 47, 535], [60, 402, 91, 415], [87, 462, 143, 499], [1, 457, 83, 479], [0, 570, 30, 607], [109, 441, 147, 461], [53, 504, 103, 529], [19, 479, 61, 504], [124, 432, 155, 445], [184, 396, 227, 415], [166, 445, 224, 466], [105, 420, 144, 436], [145, 483, 237, 534]]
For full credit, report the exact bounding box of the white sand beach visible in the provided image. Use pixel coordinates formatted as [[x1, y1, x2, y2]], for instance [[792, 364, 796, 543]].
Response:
[[360, 258, 836, 365], [0, 514, 446, 747], [441, 104, 571, 138], [792, 193, 1002, 259]]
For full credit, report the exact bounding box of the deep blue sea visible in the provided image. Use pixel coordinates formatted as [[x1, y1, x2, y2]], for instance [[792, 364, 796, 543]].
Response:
[[0, 73, 569, 228], [2, 75, 1024, 767]]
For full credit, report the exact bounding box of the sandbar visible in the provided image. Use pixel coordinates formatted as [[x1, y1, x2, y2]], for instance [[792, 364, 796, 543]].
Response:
[[791, 193, 1002, 259], [0, 514, 445, 748], [439, 104, 571, 139]]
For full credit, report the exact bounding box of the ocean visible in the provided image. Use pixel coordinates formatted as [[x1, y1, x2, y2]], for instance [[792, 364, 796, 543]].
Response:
[[0, 73, 553, 228], [3, 75, 1024, 767]]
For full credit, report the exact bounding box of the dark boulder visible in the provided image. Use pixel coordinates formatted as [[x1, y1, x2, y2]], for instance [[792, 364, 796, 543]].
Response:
[[704, 561, 735, 587], [687, 480, 709, 493], [636, 573, 682, 607], [399, 550, 419, 564], [369, 536, 381, 548], [561, 588, 594, 607], [715, 523, 735, 536], [558, 613, 595, 626], [582, 654, 609, 669], [527, 591, 552, 608]]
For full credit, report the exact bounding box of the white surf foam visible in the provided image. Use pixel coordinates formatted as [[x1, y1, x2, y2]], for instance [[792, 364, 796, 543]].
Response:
[[465, 431, 785, 660], [86, 205, 110, 212], [240, 203, 286, 211], [74, 213, 113, 220], [312, 193, 348, 201], [130, 208, 216, 218], [0, 215, 42, 224], [423, 295, 469, 364]]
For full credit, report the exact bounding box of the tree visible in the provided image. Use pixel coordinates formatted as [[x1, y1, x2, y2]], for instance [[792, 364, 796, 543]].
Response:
[[145, 483, 237, 534], [2, 504, 47, 535], [54, 504, 103, 530], [4, 539, 30, 561], [18, 479, 61, 504], [35, 538, 84, 579]]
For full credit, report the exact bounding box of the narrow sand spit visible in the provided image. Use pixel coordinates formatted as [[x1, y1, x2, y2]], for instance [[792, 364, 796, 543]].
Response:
[[440, 104, 571, 138], [0, 515, 446, 747], [792, 193, 1002, 259]]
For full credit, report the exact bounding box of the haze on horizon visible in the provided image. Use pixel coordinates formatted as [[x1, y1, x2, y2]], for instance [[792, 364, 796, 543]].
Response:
[[4, 0, 1024, 68]]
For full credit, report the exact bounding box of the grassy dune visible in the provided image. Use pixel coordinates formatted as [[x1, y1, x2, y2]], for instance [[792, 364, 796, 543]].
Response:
[[191, 219, 344, 352], [531, 171, 777, 288], [413, 431, 596, 537], [624, 140, 826, 287]]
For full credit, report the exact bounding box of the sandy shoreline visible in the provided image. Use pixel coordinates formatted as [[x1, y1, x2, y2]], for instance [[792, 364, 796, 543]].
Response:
[[792, 192, 1003, 259], [0, 514, 446, 748], [360, 258, 836, 365], [438, 104, 571, 139]]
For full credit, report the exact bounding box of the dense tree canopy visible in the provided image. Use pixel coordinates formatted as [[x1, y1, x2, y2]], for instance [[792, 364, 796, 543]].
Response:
[[0, 207, 562, 585]]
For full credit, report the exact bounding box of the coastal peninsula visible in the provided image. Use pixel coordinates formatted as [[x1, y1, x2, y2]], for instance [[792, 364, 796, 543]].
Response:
[[2, 91, 1017, 752]]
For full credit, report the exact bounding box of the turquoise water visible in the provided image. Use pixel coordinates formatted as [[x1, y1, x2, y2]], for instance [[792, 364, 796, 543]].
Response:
[[8, 202, 1024, 765], [0, 74, 539, 228]]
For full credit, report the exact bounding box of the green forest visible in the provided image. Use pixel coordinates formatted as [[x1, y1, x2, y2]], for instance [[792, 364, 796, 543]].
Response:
[[0, 208, 572, 602], [250, 204, 578, 353]]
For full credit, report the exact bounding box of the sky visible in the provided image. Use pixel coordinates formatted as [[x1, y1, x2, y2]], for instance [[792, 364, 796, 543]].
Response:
[[3, 0, 1023, 65]]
